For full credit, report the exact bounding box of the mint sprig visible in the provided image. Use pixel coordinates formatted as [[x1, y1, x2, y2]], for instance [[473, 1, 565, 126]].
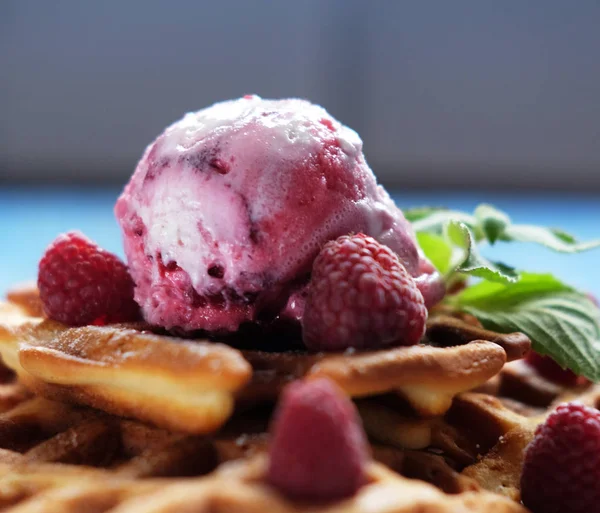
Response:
[[406, 203, 600, 380], [408, 211, 518, 284], [407, 203, 600, 253], [446, 274, 600, 381]]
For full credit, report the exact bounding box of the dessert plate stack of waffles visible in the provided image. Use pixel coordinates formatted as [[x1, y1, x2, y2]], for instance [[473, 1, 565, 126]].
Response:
[[0, 283, 594, 513]]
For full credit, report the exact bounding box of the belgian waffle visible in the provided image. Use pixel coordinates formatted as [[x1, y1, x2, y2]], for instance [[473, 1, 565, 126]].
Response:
[[0, 367, 531, 512], [0, 283, 582, 512], [460, 363, 600, 500], [0, 285, 530, 429]]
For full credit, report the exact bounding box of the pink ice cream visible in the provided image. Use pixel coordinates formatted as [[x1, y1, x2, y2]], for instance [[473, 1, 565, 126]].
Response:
[[115, 95, 444, 333]]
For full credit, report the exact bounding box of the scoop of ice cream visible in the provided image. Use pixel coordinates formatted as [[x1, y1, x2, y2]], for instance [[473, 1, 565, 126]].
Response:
[[115, 95, 444, 332]]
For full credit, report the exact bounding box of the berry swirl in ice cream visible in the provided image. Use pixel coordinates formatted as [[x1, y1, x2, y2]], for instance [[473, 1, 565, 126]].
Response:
[[115, 95, 444, 333]]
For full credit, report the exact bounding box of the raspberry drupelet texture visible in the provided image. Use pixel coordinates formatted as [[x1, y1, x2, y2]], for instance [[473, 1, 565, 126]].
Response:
[[302, 233, 427, 351], [525, 351, 580, 386], [267, 378, 369, 501], [38, 231, 139, 326], [520, 401, 600, 513]]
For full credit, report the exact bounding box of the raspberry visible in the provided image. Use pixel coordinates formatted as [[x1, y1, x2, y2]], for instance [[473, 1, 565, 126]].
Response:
[[525, 351, 580, 386], [267, 378, 369, 501], [302, 233, 427, 351], [38, 231, 139, 326], [521, 402, 600, 513]]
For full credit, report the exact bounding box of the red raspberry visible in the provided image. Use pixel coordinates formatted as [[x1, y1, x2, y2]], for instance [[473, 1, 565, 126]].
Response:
[[525, 351, 580, 386], [268, 378, 369, 501], [302, 233, 427, 351], [38, 231, 139, 326], [521, 402, 600, 513]]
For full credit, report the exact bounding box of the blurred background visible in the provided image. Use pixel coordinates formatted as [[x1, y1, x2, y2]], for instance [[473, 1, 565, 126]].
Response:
[[1, 0, 599, 293]]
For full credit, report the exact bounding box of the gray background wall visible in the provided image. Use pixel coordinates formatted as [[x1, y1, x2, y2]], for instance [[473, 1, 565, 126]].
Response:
[[1, 0, 599, 189]]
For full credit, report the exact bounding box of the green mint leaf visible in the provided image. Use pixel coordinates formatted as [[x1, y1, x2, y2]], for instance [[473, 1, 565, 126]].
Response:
[[474, 204, 511, 244], [446, 221, 519, 283], [454, 272, 567, 304], [408, 203, 600, 254], [450, 273, 600, 381], [416, 232, 453, 274], [504, 224, 600, 253]]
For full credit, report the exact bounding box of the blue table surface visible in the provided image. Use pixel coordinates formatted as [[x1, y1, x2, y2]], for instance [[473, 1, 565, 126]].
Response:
[[1, 186, 599, 296]]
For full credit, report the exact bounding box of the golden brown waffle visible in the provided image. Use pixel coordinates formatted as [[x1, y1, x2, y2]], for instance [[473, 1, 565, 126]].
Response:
[[0, 378, 527, 512], [498, 359, 590, 407], [454, 373, 600, 501], [0, 288, 540, 512], [0, 300, 252, 434], [108, 456, 526, 513], [242, 341, 508, 416], [0, 283, 558, 511], [335, 367, 600, 505], [0, 285, 530, 433]]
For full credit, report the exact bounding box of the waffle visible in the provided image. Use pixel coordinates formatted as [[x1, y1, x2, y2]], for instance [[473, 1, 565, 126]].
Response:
[[0, 300, 252, 434], [108, 456, 525, 513], [0, 374, 570, 512], [0, 283, 568, 512], [458, 363, 600, 501], [356, 378, 600, 503], [0, 375, 528, 512], [0, 286, 530, 430], [242, 339, 509, 416]]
